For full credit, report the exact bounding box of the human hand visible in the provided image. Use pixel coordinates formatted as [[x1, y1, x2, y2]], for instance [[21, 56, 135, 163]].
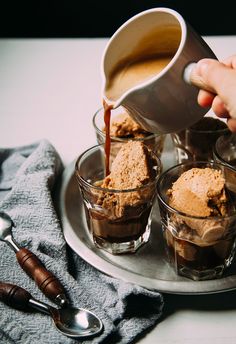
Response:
[[193, 56, 236, 132]]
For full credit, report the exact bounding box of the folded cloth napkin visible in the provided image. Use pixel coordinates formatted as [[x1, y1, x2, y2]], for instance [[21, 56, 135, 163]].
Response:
[[0, 140, 163, 344]]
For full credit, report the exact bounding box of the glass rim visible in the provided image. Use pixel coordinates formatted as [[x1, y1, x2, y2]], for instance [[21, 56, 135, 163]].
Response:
[[182, 120, 229, 134], [173, 127, 229, 135], [92, 107, 162, 141], [157, 160, 236, 220], [213, 146, 236, 171], [213, 132, 236, 170], [75, 143, 162, 193]]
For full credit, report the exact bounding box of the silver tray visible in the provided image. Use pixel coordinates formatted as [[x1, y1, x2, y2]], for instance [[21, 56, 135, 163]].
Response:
[[59, 159, 236, 295]]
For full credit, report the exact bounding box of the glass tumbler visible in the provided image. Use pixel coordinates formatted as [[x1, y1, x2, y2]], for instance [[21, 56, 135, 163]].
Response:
[[93, 107, 166, 163], [157, 161, 236, 280], [171, 117, 229, 163], [214, 132, 236, 170], [75, 143, 161, 254]]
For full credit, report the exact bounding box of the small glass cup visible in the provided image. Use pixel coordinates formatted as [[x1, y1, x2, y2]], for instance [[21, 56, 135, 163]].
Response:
[[93, 107, 166, 163], [157, 161, 236, 281], [75, 143, 161, 254], [171, 116, 229, 163], [214, 132, 236, 170]]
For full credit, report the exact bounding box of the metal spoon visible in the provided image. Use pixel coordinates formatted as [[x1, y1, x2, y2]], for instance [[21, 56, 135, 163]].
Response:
[[0, 282, 103, 338]]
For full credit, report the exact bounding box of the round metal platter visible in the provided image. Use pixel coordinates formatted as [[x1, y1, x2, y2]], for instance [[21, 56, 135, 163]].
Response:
[[59, 160, 236, 295]]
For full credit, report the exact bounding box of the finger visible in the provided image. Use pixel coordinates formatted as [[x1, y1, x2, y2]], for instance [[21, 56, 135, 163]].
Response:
[[222, 55, 236, 68], [193, 59, 236, 119], [197, 89, 215, 108], [194, 59, 236, 104], [227, 118, 236, 132], [216, 112, 231, 119], [211, 95, 229, 117]]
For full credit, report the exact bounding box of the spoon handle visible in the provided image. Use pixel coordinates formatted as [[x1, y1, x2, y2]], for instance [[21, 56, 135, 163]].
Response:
[[16, 248, 67, 306], [0, 282, 31, 311]]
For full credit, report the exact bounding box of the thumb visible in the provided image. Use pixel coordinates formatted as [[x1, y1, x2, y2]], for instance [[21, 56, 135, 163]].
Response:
[[193, 59, 236, 105]]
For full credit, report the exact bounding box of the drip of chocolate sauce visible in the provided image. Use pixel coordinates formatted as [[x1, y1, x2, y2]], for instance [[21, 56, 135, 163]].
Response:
[[103, 100, 113, 176]]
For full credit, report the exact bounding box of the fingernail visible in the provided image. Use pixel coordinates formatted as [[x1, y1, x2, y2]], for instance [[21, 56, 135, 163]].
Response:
[[196, 59, 211, 76]]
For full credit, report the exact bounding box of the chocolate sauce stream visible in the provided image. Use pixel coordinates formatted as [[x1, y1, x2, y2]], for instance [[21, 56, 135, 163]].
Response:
[[103, 100, 113, 176]]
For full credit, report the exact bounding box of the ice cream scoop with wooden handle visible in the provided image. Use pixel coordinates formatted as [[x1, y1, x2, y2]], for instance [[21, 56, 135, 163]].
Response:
[[0, 211, 67, 307]]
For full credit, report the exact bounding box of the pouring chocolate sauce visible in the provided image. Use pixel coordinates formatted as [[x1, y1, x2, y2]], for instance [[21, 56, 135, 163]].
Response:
[[101, 7, 217, 140]]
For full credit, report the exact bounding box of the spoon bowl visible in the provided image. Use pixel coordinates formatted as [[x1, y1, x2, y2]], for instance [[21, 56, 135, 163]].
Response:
[[29, 295, 103, 338], [52, 307, 103, 337]]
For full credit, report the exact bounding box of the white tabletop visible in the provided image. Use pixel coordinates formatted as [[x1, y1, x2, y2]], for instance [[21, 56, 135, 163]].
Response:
[[1, 36, 236, 343]]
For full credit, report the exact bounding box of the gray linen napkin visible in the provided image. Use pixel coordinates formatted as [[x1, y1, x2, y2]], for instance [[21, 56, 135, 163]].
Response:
[[0, 140, 163, 344]]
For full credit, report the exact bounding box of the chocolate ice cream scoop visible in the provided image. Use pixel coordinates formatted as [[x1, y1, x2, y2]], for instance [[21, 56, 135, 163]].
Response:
[[168, 167, 228, 218], [167, 167, 230, 242], [107, 112, 149, 138], [102, 141, 156, 190], [96, 141, 159, 219]]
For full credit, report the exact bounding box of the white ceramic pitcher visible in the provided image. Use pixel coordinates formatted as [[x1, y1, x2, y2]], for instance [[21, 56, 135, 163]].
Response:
[[101, 8, 217, 134]]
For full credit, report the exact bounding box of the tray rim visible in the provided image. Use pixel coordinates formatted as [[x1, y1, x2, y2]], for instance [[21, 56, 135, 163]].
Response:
[[59, 160, 236, 295]]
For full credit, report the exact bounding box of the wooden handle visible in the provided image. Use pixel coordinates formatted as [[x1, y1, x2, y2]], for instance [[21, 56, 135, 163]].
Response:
[[0, 282, 31, 311], [16, 248, 66, 304]]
